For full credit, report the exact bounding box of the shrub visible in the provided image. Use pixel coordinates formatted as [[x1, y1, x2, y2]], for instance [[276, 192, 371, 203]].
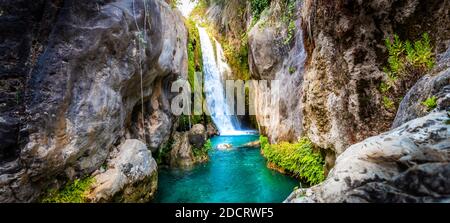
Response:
[[41, 177, 94, 203], [422, 96, 438, 111], [260, 136, 325, 185], [380, 33, 435, 111]]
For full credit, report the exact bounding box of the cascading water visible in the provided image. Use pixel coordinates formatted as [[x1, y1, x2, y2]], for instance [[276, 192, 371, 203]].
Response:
[[198, 27, 253, 135]]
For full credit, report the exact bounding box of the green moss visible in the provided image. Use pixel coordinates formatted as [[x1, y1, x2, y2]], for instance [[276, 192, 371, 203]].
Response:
[[260, 136, 325, 185], [157, 138, 174, 165], [186, 19, 203, 91], [422, 96, 438, 111], [41, 177, 94, 203]]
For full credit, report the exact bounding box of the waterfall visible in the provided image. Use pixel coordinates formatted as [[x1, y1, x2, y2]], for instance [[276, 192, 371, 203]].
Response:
[[198, 26, 251, 135]]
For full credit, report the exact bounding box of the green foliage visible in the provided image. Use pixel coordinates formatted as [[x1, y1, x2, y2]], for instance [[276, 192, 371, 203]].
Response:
[[251, 0, 271, 21], [282, 0, 297, 45], [41, 177, 94, 203], [379, 82, 391, 94], [422, 96, 438, 111], [381, 33, 435, 111], [260, 136, 325, 185], [383, 96, 395, 110], [169, 0, 181, 9], [193, 139, 212, 158], [288, 66, 296, 75]]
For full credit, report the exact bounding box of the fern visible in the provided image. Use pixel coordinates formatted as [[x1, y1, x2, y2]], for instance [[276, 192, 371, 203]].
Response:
[[261, 136, 325, 185], [422, 96, 438, 111]]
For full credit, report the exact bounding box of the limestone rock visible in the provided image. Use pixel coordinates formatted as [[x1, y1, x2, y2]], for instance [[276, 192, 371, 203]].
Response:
[[0, 0, 187, 202], [88, 140, 157, 203], [188, 124, 207, 149], [169, 132, 195, 168], [248, 0, 306, 143], [286, 111, 450, 203], [300, 0, 450, 157]]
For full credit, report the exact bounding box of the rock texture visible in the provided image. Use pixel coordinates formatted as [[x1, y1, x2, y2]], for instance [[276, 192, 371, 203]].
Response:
[[169, 131, 196, 168], [286, 111, 450, 203], [0, 0, 187, 202], [188, 124, 207, 149], [88, 140, 157, 203], [300, 0, 450, 157], [248, 0, 306, 143]]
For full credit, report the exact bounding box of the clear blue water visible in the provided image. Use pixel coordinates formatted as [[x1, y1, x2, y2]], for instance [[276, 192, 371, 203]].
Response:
[[154, 135, 299, 203]]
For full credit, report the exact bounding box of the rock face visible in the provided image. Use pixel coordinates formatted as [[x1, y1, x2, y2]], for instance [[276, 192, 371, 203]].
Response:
[[286, 111, 450, 203], [188, 124, 207, 149], [88, 140, 157, 203], [169, 132, 196, 168], [248, 0, 306, 143], [0, 0, 187, 202], [300, 0, 449, 157]]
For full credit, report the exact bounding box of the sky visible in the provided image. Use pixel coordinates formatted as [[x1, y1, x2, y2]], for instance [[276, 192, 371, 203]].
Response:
[[177, 0, 198, 17]]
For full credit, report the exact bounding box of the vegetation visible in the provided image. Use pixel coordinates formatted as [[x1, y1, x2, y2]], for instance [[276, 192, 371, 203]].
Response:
[[260, 136, 325, 185], [422, 96, 438, 111], [193, 139, 212, 158], [282, 0, 297, 45], [156, 138, 174, 165], [380, 33, 435, 111], [251, 0, 271, 22], [382, 96, 395, 110], [41, 177, 94, 203]]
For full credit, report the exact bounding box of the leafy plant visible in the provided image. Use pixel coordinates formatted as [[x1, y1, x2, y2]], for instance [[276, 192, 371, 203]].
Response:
[[288, 66, 296, 74], [261, 136, 325, 185], [41, 177, 94, 203], [379, 82, 391, 94], [422, 96, 438, 111], [383, 96, 395, 110]]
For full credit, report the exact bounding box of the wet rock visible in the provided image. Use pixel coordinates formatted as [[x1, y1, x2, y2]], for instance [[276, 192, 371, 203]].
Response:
[[206, 123, 219, 137], [88, 140, 157, 203], [169, 132, 195, 168], [217, 143, 233, 150], [188, 124, 207, 149], [241, 141, 260, 148]]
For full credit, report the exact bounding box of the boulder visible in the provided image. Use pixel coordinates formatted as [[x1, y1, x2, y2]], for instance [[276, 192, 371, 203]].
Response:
[[286, 111, 450, 203], [217, 143, 233, 150], [169, 132, 195, 168], [188, 124, 207, 149], [87, 140, 157, 203], [0, 0, 187, 202]]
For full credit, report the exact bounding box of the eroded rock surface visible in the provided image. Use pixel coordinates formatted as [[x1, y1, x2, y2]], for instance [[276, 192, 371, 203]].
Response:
[[88, 140, 157, 203], [286, 111, 450, 203], [0, 0, 187, 202]]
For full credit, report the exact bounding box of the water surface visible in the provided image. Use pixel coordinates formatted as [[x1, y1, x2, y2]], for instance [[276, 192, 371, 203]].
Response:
[[155, 135, 298, 203]]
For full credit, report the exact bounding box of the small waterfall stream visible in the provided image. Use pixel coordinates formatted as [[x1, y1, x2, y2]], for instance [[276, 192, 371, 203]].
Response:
[[198, 26, 248, 135]]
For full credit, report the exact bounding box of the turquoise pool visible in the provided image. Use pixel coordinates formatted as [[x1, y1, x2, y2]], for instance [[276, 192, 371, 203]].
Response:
[[154, 135, 298, 203]]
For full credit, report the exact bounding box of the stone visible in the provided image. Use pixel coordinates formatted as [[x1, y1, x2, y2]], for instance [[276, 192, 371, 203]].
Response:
[[87, 140, 157, 203], [188, 124, 207, 149], [217, 143, 233, 150], [285, 111, 450, 203], [169, 132, 195, 168], [0, 0, 187, 202]]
